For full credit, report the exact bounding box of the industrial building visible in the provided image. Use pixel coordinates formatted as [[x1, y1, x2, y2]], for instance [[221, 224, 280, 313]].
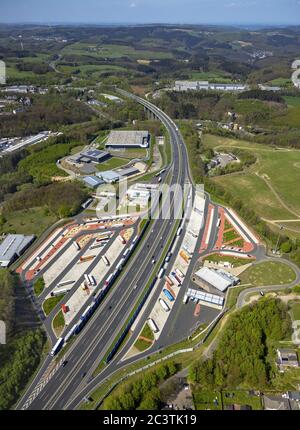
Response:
[[105, 130, 150, 149], [96, 170, 121, 184], [194, 266, 239, 292], [117, 166, 140, 178], [82, 176, 105, 189], [0, 234, 35, 267], [174, 80, 248, 92], [72, 149, 111, 164]]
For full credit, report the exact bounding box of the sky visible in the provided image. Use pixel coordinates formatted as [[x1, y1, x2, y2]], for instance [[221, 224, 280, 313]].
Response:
[[1, 0, 300, 25]]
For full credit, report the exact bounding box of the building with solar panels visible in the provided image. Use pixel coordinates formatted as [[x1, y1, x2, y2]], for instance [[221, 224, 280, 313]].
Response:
[[76, 149, 111, 164], [0, 234, 35, 267]]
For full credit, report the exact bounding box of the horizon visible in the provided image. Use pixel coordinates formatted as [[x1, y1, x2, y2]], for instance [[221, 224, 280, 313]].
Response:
[[1, 0, 300, 26]]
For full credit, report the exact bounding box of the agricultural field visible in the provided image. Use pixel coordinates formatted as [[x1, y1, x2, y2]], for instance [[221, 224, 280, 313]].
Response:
[[203, 134, 300, 236], [239, 261, 297, 287], [61, 42, 173, 60]]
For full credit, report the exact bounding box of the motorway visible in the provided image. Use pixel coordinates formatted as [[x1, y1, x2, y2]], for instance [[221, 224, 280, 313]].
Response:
[[17, 91, 196, 410]]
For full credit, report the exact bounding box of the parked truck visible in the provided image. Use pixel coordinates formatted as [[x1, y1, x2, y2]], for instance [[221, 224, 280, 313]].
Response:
[[102, 255, 110, 266]]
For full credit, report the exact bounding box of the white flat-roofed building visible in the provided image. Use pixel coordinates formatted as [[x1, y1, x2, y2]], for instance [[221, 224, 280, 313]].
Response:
[[194, 266, 239, 292], [96, 170, 121, 184], [0, 234, 35, 267], [105, 130, 150, 149], [174, 80, 248, 92]]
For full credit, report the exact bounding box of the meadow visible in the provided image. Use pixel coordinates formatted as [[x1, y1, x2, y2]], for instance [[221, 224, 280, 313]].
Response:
[[203, 134, 300, 236]]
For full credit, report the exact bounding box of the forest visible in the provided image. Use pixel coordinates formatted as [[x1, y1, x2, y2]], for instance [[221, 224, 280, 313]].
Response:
[[0, 93, 94, 138], [189, 299, 292, 390], [0, 270, 46, 410], [102, 361, 177, 410]]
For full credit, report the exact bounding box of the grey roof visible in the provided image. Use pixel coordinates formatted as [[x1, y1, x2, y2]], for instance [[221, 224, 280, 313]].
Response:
[[195, 267, 235, 292], [0, 234, 35, 266], [263, 396, 291, 410], [97, 170, 121, 183], [80, 149, 110, 162], [118, 166, 140, 177], [106, 130, 149, 148], [83, 176, 104, 188]]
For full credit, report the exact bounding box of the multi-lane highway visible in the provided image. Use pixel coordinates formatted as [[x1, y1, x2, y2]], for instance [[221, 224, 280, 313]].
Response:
[[17, 91, 197, 410]]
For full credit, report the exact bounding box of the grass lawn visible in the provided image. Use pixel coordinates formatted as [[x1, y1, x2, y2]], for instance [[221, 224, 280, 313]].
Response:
[[284, 96, 300, 108], [33, 278, 45, 296], [134, 322, 154, 352], [53, 310, 65, 337], [97, 157, 129, 172], [223, 228, 240, 243], [192, 389, 222, 410], [203, 254, 254, 268], [240, 261, 297, 287], [290, 302, 300, 321], [43, 294, 65, 316], [221, 390, 262, 410], [0, 207, 57, 237]]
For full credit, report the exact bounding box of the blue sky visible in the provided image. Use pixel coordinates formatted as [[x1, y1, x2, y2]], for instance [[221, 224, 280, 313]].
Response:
[[1, 0, 300, 25]]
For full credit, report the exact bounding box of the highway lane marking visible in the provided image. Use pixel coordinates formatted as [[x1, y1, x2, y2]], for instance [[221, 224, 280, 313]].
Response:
[[20, 356, 65, 410]]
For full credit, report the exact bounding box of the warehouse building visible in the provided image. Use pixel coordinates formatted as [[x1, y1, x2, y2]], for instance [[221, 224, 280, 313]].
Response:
[[194, 266, 239, 293], [117, 166, 140, 178], [82, 176, 105, 189], [96, 170, 121, 184], [105, 130, 150, 149], [72, 149, 111, 164], [0, 234, 35, 267]]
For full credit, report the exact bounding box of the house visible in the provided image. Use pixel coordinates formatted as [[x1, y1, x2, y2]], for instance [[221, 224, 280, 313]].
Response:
[[263, 395, 291, 410], [277, 348, 299, 371]]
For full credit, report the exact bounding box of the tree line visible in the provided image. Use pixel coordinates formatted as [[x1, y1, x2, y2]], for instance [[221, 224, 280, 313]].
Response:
[[103, 361, 177, 410]]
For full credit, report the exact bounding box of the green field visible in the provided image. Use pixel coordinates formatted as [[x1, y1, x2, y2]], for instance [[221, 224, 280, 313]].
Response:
[[240, 261, 297, 287], [290, 302, 300, 321], [203, 135, 300, 227], [190, 71, 232, 82], [0, 207, 57, 237], [284, 96, 300, 108], [57, 64, 128, 77]]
